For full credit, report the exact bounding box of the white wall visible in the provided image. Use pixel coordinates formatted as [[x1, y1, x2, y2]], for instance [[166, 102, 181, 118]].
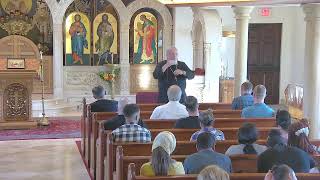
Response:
[[173, 7, 194, 69], [174, 6, 306, 103], [221, 37, 235, 77]]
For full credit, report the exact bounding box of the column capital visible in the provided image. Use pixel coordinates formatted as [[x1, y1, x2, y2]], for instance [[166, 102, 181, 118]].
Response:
[[232, 6, 254, 20], [302, 4, 320, 21]]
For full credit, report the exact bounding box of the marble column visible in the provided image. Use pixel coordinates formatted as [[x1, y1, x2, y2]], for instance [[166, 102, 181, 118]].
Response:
[[302, 4, 320, 139], [119, 27, 130, 95], [232, 6, 253, 97], [52, 23, 64, 99]]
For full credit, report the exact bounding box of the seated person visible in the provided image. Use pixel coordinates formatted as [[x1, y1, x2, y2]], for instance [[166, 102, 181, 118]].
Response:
[[140, 131, 185, 176], [111, 104, 151, 142], [264, 164, 297, 180], [103, 98, 146, 130], [232, 81, 254, 110], [225, 123, 267, 156], [276, 110, 292, 142], [197, 165, 230, 180], [90, 85, 118, 112], [257, 129, 315, 173], [184, 132, 232, 174], [150, 85, 188, 119], [288, 120, 320, 155], [241, 85, 274, 118], [190, 109, 225, 141], [310, 166, 320, 173], [174, 96, 201, 129]]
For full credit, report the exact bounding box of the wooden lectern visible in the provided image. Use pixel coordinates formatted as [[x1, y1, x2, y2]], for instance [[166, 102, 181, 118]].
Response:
[[0, 70, 38, 129]]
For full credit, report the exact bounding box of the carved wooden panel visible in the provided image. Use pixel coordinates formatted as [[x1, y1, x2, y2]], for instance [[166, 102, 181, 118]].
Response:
[[0, 70, 36, 122], [4, 83, 29, 121], [0, 35, 40, 59]]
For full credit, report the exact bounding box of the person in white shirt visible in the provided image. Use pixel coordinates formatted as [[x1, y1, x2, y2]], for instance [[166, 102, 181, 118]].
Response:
[[150, 85, 188, 119]]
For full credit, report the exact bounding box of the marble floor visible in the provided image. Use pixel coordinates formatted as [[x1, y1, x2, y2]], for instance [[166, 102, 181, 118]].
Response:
[[0, 139, 90, 180]]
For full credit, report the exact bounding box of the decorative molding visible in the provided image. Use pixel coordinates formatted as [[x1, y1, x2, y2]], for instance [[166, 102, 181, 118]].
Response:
[[63, 66, 121, 95]]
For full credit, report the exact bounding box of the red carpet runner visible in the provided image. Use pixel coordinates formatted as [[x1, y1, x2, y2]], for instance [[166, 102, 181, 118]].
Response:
[[0, 119, 80, 141]]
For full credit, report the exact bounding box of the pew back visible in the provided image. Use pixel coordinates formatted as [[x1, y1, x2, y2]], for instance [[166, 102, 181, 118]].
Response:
[[116, 147, 260, 180], [144, 118, 276, 129], [100, 130, 267, 180], [127, 163, 320, 180], [138, 103, 232, 111], [81, 97, 87, 156]]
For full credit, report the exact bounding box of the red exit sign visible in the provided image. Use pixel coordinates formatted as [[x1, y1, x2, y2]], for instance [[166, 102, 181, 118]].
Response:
[[261, 8, 271, 17]]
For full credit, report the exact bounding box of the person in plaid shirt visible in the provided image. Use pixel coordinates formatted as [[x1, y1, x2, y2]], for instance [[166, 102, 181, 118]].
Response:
[[112, 104, 151, 142]]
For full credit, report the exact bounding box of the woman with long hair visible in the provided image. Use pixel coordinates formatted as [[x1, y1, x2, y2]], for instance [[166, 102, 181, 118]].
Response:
[[225, 123, 267, 156], [197, 165, 230, 180], [140, 131, 185, 176], [288, 119, 319, 155]]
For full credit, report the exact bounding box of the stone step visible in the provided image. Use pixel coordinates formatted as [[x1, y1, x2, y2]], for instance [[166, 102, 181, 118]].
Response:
[[32, 98, 80, 117]]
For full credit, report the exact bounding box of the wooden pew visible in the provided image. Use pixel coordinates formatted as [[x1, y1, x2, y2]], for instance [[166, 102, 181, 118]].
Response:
[[127, 163, 320, 180], [116, 146, 186, 180], [144, 118, 276, 129], [138, 103, 232, 111], [83, 103, 232, 158], [95, 127, 271, 179], [90, 110, 241, 178], [98, 134, 320, 180], [148, 128, 271, 141], [115, 147, 259, 180], [84, 104, 92, 169], [97, 130, 267, 180], [80, 97, 86, 157]]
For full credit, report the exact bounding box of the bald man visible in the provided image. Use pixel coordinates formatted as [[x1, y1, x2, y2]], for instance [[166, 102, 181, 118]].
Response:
[[241, 85, 275, 118], [150, 85, 188, 119], [153, 47, 195, 103]]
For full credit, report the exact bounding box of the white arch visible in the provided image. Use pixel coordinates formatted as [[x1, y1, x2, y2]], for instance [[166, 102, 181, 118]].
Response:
[[127, 0, 173, 59], [192, 8, 222, 102], [192, 19, 205, 70]]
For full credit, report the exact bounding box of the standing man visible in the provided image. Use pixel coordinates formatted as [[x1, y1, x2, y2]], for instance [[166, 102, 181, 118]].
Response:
[[153, 47, 195, 103]]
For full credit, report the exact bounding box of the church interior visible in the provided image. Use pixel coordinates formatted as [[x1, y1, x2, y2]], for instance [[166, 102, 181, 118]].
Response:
[[0, 0, 320, 179]]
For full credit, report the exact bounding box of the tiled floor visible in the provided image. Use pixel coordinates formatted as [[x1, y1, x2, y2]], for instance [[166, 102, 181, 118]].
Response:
[[0, 139, 90, 180]]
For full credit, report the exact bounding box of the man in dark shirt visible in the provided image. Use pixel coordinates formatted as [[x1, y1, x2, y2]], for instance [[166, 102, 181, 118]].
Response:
[[104, 98, 146, 130], [231, 81, 254, 110], [153, 47, 195, 103], [174, 96, 200, 129], [184, 132, 232, 174], [258, 129, 315, 173], [90, 85, 118, 112]]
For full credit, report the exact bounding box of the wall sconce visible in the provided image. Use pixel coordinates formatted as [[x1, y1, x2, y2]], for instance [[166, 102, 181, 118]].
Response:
[[223, 31, 236, 38]]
